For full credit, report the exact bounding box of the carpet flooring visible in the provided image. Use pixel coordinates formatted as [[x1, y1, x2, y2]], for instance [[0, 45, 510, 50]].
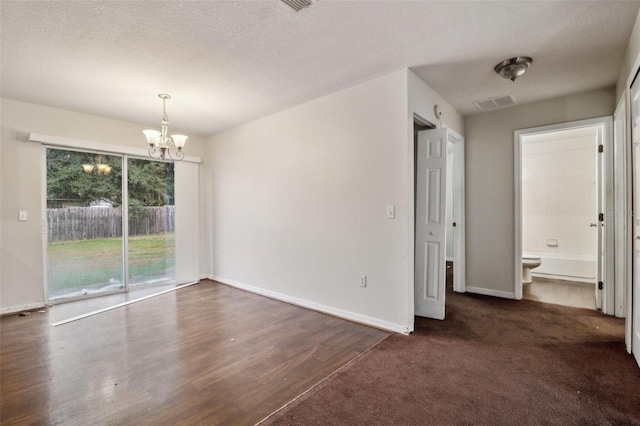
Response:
[[261, 282, 640, 425]]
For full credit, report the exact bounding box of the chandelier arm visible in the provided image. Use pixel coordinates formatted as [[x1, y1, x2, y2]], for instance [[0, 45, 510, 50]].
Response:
[[149, 147, 164, 160]]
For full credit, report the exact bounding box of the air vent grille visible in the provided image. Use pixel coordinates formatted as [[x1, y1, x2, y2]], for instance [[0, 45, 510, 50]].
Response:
[[281, 0, 314, 12], [473, 94, 516, 112]]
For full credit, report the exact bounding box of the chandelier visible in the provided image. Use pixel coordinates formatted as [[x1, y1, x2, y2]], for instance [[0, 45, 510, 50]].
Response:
[[82, 155, 112, 174], [143, 94, 188, 161]]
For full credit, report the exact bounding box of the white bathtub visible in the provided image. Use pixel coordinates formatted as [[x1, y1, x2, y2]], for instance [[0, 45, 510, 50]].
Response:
[[529, 252, 596, 283]]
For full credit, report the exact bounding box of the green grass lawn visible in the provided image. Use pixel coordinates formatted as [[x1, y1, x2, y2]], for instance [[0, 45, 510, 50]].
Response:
[[48, 233, 175, 297]]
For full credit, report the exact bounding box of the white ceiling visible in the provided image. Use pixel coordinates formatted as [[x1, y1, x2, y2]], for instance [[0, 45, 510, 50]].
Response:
[[1, 1, 639, 136]]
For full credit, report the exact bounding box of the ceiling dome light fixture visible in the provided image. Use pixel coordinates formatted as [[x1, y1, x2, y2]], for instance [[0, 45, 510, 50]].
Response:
[[494, 57, 533, 81], [143, 94, 188, 161]]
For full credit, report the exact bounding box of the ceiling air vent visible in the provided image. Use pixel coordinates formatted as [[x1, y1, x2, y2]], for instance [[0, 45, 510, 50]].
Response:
[[473, 94, 516, 112], [281, 0, 315, 12]]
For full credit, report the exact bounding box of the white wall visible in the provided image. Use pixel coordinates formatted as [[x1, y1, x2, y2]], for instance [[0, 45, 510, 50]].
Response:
[[522, 134, 597, 281], [207, 69, 463, 332], [464, 89, 615, 297], [407, 70, 463, 136], [0, 98, 208, 312]]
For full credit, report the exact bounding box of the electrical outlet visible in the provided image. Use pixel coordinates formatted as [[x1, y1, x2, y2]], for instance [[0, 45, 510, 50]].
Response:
[[359, 275, 367, 288], [386, 205, 395, 219]]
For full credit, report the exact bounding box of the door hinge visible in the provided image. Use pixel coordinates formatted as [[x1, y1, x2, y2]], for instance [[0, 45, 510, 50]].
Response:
[[598, 281, 603, 290], [452, 222, 456, 227], [599, 213, 604, 222], [598, 144, 604, 153]]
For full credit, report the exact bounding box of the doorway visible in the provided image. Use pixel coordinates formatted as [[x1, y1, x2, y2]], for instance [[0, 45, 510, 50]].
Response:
[[514, 117, 614, 313], [413, 117, 465, 321]]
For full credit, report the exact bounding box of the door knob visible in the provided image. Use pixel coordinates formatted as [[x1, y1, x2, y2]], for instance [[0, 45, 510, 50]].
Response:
[[590, 223, 597, 227]]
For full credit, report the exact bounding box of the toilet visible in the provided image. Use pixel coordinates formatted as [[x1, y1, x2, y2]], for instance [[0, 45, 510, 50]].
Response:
[[522, 254, 542, 284]]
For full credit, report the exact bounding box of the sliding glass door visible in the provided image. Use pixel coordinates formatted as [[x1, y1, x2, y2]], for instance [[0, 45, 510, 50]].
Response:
[[46, 148, 176, 301], [127, 158, 175, 286], [46, 149, 124, 300]]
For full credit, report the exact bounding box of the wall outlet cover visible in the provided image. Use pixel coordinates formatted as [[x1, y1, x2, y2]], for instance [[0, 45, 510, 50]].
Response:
[[359, 275, 367, 287]]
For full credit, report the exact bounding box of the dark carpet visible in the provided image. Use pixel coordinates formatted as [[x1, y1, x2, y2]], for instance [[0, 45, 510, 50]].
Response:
[[261, 277, 640, 425]]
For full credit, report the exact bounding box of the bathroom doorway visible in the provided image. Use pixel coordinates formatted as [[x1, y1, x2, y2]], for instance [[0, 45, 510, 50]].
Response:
[[514, 117, 614, 313]]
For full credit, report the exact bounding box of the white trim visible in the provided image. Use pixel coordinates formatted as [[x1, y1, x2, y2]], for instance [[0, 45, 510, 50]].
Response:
[[446, 256, 454, 262], [514, 130, 523, 299], [28, 132, 202, 163], [514, 117, 614, 310], [51, 281, 198, 326], [211, 275, 408, 334], [41, 145, 49, 303], [1, 302, 46, 316], [450, 130, 466, 294], [465, 286, 516, 300], [614, 93, 628, 319], [122, 156, 130, 292]]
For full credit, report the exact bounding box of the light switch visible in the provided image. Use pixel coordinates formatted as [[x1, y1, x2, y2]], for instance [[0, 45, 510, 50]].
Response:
[[19, 211, 28, 221], [386, 205, 395, 219]]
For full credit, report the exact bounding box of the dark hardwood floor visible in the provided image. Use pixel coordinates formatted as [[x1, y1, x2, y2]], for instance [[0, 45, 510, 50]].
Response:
[[0, 280, 389, 425]]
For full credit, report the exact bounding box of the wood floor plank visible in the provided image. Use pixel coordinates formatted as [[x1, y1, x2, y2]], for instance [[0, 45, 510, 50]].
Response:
[[0, 280, 389, 425]]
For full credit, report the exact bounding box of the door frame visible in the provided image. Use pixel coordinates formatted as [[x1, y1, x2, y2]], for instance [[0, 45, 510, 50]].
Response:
[[450, 131, 466, 293], [614, 94, 629, 321], [513, 117, 614, 313], [409, 114, 466, 327]]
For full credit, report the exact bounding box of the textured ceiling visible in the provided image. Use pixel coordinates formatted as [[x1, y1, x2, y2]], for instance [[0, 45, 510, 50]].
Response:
[[1, 1, 639, 136]]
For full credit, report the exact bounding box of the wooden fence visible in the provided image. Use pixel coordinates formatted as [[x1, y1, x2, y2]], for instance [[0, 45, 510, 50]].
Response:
[[47, 206, 175, 242]]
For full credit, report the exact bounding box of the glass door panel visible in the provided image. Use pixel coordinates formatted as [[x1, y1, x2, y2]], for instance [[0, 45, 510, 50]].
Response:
[[127, 158, 175, 286], [46, 149, 124, 300]]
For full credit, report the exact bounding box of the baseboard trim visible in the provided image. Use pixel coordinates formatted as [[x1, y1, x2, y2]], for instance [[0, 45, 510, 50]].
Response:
[[465, 286, 516, 300], [210, 275, 407, 334], [0, 302, 46, 316]]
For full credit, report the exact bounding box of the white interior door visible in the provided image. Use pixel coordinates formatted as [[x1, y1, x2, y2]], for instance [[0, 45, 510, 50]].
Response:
[[415, 128, 448, 320], [631, 80, 640, 367]]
